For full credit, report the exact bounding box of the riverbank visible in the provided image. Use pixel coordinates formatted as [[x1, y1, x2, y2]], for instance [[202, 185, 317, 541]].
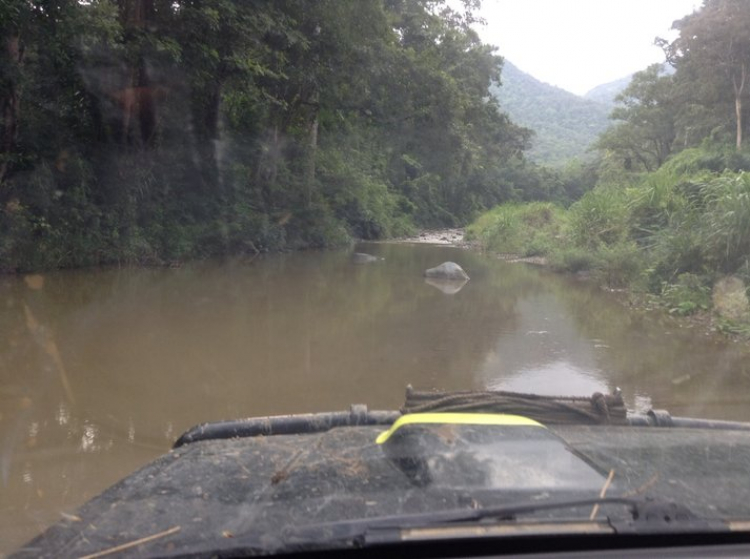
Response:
[[411, 225, 750, 344], [462, 149, 750, 343]]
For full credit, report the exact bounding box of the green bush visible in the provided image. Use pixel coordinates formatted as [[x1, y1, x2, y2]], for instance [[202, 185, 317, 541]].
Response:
[[625, 167, 690, 244], [318, 147, 415, 239], [469, 205, 522, 252], [659, 144, 750, 176], [568, 187, 630, 249], [284, 205, 351, 249], [596, 242, 644, 288], [549, 247, 599, 273], [466, 202, 566, 255], [660, 273, 712, 316], [660, 147, 725, 175], [699, 173, 750, 273]]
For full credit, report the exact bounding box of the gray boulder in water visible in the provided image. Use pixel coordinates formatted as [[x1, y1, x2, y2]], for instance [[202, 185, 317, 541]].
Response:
[[424, 261, 469, 281], [352, 252, 382, 264]]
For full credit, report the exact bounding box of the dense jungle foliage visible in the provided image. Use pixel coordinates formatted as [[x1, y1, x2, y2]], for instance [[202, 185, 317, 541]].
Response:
[[0, 0, 558, 271], [469, 0, 750, 332]]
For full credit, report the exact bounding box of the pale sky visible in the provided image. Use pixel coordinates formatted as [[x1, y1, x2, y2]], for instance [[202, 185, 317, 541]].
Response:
[[475, 0, 702, 95]]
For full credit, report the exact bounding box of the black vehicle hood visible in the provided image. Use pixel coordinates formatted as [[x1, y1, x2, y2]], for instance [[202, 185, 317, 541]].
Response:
[[14, 422, 750, 558]]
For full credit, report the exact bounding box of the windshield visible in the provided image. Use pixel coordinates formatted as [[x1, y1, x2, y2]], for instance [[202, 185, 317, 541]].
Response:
[[3, 0, 750, 556]]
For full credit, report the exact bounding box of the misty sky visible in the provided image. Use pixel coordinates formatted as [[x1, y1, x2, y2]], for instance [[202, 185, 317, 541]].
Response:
[[475, 0, 701, 95]]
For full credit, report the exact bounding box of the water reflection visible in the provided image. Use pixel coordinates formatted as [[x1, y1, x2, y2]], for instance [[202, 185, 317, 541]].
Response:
[[424, 277, 469, 294], [1, 243, 750, 551], [478, 294, 610, 396], [489, 362, 608, 396]]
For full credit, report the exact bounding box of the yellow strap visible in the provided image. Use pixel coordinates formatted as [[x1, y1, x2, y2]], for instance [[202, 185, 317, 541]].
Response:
[[375, 413, 544, 444]]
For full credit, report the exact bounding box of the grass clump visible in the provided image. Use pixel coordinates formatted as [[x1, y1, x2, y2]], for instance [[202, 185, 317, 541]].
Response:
[[568, 187, 630, 249], [596, 241, 644, 288], [660, 273, 712, 316], [699, 173, 750, 272], [467, 144, 750, 336], [548, 247, 599, 273], [465, 202, 566, 256]]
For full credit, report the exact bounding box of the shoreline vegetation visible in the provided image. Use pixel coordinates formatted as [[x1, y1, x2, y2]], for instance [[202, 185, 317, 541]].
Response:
[[465, 149, 750, 342]]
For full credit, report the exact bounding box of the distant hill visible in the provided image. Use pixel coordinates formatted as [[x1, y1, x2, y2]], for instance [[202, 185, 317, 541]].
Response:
[[490, 61, 612, 166], [584, 75, 632, 106], [584, 64, 673, 106]]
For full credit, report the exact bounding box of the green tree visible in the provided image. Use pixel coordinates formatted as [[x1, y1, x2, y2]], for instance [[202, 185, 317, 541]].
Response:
[[596, 64, 677, 172], [0, 0, 540, 271], [379, 0, 531, 224], [0, 0, 27, 184], [661, 0, 750, 150]]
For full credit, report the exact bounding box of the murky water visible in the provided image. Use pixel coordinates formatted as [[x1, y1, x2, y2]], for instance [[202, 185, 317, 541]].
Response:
[[2, 242, 750, 551]]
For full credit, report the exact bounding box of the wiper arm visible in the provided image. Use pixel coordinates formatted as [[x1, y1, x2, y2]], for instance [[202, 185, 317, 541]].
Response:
[[281, 496, 730, 544], [352, 496, 726, 533], [189, 497, 729, 557], [303, 496, 640, 532]]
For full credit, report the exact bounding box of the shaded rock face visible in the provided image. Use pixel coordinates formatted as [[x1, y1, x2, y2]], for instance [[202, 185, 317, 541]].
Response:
[[352, 252, 381, 264], [713, 276, 749, 321], [424, 262, 469, 281]]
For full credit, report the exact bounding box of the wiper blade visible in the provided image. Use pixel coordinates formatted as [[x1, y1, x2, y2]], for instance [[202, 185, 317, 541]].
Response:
[[186, 497, 729, 557], [301, 496, 639, 532], [272, 496, 635, 551], [280, 496, 729, 544]]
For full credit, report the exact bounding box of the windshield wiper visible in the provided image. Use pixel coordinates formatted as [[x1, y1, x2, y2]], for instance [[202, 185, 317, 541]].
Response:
[[291, 496, 724, 534], [295, 496, 639, 532], [196, 496, 729, 557]]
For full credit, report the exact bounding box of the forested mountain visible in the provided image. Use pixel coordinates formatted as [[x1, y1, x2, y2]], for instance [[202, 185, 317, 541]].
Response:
[[489, 61, 611, 166], [584, 64, 675, 107], [0, 0, 544, 271], [584, 76, 632, 106]]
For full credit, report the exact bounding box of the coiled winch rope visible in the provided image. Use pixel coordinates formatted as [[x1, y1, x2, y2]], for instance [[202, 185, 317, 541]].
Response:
[[402, 386, 628, 426]]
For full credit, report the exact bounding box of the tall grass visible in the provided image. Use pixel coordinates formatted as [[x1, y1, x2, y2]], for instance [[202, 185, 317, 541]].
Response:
[[700, 173, 750, 272], [568, 187, 630, 249], [469, 147, 750, 324], [465, 202, 566, 256]]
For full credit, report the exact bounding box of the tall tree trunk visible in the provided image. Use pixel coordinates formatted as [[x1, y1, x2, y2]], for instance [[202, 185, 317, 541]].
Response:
[[304, 96, 319, 209], [199, 80, 223, 192], [254, 123, 280, 210], [116, 0, 160, 147], [1, 33, 24, 184], [733, 63, 746, 151], [118, 0, 154, 28], [737, 95, 743, 150], [269, 124, 280, 188]]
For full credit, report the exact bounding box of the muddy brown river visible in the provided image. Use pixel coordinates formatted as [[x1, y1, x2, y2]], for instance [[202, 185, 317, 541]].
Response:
[[2, 242, 750, 551]]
